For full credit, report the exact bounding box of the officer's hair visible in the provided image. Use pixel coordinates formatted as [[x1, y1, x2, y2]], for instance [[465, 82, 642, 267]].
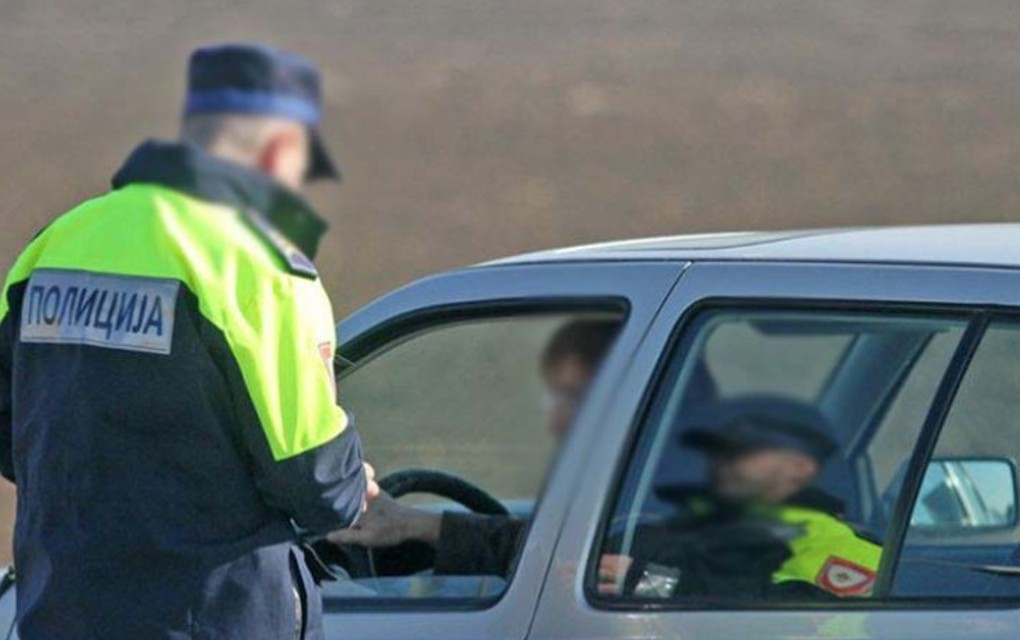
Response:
[[180, 113, 300, 159], [542, 318, 620, 373]]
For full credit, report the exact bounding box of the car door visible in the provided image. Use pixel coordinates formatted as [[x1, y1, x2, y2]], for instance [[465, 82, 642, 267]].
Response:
[[318, 261, 684, 640], [532, 261, 1020, 640]]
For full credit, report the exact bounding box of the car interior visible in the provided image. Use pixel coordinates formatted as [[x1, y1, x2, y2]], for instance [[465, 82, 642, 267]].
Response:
[[602, 310, 1020, 602], [316, 310, 626, 602]]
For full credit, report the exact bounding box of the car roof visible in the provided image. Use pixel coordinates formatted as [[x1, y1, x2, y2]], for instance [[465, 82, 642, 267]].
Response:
[[482, 224, 1020, 270]]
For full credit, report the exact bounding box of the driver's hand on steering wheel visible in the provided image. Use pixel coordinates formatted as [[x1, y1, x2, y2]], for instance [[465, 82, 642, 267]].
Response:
[[329, 491, 442, 549]]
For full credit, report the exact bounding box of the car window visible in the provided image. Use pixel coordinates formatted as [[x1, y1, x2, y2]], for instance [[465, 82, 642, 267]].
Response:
[[592, 308, 965, 606], [320, 309, 624, 604], [893, 322, 1020, 598], [704, 320, 852, 401]]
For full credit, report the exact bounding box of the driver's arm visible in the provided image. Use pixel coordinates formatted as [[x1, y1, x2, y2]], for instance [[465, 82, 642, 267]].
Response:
[[329, 492, 443, 548], [433, 512, 526, 577], [329, 493, 528, 577]]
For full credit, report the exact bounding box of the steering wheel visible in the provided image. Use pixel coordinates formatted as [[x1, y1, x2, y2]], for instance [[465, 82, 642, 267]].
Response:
[[315, 468, 508, 581], [380, 468, 509, 516]]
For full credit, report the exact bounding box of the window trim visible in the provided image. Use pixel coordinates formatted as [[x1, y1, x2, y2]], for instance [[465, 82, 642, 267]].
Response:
[[338, 297, 629, 373], [325, 297, 630, 613], [581, 298, 1020, 612]]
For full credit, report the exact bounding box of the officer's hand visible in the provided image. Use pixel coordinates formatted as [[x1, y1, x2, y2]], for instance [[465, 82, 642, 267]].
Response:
[[363, 462, 380, 508], [597, 554, 633, 594], [328, 492, 442, 548]]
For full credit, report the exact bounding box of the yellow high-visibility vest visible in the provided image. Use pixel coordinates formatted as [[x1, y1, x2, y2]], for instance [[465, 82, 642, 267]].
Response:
[[770, 505, 881, 597]]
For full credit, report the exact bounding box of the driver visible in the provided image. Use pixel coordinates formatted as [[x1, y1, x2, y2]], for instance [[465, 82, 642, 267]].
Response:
[[328, 318, 621, 576]]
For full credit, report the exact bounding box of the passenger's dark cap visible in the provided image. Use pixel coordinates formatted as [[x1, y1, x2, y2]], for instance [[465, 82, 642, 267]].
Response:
[[681, 395, 838, 463], [184, 43, 340, 182]]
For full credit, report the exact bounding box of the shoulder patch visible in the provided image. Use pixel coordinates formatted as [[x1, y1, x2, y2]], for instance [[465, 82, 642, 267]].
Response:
[[815, 556, 876, 596], [243, 209, 318, 280], [20, 269, 179, 355]]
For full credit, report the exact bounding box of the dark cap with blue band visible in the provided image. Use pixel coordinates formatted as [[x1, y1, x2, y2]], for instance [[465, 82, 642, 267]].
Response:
[[185, 43, 339, 182], [681, 395, 838, 463]]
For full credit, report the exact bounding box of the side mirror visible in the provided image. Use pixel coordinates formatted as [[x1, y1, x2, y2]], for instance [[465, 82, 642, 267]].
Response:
[[910, 458, 1017, 530]]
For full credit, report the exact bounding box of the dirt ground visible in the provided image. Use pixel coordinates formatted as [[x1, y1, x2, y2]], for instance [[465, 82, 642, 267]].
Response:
[[1, 0, 1019, 563]]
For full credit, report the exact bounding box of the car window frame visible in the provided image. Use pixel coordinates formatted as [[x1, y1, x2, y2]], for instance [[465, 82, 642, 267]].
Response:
[[581, 298, 1020, 612], [325, 297, 631, 613]]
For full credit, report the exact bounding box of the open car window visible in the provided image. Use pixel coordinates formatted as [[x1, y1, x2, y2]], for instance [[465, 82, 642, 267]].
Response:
[[592, 307, 967, 606], [321, 307, 625, 605]]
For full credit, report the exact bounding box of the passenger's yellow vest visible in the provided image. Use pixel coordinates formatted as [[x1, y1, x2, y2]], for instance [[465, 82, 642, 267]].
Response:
[[768, 505, 881, 597]]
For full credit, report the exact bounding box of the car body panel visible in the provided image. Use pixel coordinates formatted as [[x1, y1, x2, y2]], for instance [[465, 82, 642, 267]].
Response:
[[486, 224, 1020, 271]]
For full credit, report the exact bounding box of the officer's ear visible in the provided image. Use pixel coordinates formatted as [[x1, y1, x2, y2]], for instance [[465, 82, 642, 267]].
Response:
[[257, 124, 308, 191]]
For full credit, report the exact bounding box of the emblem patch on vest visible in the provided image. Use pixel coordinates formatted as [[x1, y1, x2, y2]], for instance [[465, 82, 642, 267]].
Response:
[[816, 556, 876, 596], [20, 269, 179, 355]]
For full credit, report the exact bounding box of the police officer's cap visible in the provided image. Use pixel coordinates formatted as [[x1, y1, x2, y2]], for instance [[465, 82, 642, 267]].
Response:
[[681, 395, 838, 463], [185, 43, 340, 182]]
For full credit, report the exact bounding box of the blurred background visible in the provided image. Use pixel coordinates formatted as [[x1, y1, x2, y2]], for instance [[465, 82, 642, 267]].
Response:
[[1, 0, 1018, 561]]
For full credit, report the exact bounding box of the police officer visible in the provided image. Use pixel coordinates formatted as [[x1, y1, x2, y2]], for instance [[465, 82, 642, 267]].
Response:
[[601, 396, 881, 600], [0, 43, 377, 639]]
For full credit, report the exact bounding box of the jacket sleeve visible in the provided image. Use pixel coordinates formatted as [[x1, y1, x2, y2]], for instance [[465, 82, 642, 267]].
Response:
[[434, 513, 527, 577], [220, 271, 366, 534]]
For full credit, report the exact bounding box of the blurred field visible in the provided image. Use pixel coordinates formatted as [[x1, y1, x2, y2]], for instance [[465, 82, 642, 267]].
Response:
[[1, 0, 1020, 563]]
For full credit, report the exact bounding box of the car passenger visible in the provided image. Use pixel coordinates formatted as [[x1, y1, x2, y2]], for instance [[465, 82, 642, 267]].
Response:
[[600, 396, 882, 600], [329, 318, 622, 576]]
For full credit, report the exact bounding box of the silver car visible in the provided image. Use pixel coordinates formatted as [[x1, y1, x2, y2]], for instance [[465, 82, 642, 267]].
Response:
[[3, 224, 1020, 639]]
